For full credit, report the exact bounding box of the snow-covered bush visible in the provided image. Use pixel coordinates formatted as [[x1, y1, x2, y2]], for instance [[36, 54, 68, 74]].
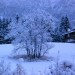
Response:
[[0, 60, 11, 75], [12, 64, 26, 75], [7, 9, 54, 59], [49, 61, 75, 75], [0, 60, 26, 75]]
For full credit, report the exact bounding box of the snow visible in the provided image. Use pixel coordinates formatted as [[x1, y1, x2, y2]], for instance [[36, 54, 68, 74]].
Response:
[[0, 44, 14, 57], [0, 43, 75, 74], [49, 43, 75, 62]]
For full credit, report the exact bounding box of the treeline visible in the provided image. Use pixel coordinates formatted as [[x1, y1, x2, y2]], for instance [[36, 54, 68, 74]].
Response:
[[0, 15, 71, 44]]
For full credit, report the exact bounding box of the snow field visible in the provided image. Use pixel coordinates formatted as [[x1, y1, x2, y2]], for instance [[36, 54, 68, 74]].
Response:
[[0, 43, 75, 75]]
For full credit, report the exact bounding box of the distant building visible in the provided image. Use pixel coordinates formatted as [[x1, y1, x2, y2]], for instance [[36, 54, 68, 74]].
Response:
[[64, 29, 75, 42]]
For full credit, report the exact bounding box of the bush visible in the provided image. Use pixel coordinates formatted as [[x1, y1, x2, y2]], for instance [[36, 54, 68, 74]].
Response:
[[12, 64, 26, 75], [49, 61, 75, 75]]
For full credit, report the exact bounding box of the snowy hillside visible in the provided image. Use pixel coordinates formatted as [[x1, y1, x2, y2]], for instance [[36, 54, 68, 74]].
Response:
[[52, 0, 75, 19], [0, 43, 75, 75], [0, 0, 75, 19], [0, 0, 56, 17]]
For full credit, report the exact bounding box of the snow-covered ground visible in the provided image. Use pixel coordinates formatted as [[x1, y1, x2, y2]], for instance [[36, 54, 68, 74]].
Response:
[[49, 43, 75, 62], [0, 43, 75, 75]]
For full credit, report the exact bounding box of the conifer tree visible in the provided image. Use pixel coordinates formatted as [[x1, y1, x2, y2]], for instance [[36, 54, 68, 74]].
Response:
[[59, 16, 70, 41], [59, 16, 70, 34]]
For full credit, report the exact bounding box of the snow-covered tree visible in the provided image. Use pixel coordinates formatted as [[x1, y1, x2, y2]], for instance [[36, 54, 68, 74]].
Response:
[[58, 16, 70, 41], [59, 16, 70, 34], [7, 10, 54, 59]]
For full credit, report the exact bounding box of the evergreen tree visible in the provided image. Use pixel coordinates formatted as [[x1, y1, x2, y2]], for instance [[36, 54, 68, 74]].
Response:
[[64, 16, 70, 32], [0, 18, 11, 37], [59, 16, 70, 34], [15, 15, 20, 23], [59, 16, 70, 41]]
